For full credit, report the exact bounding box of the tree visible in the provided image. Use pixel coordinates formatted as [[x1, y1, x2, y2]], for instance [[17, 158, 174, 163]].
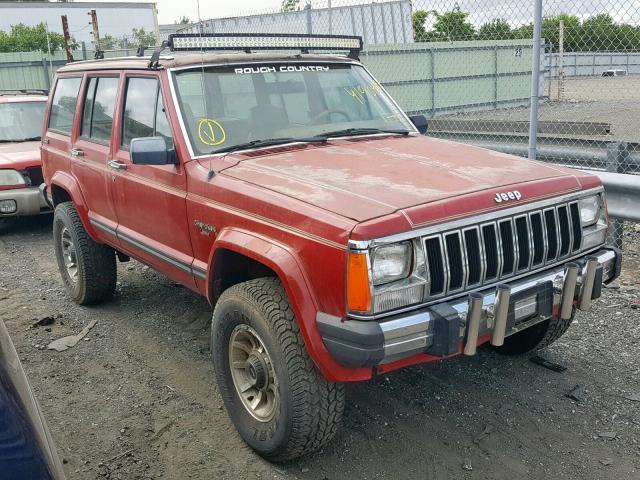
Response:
[[432, 6, 476, 41], [130, 27, 156, 48], [541, 14, 581, 52], [412, 9, 437, 42], [175, 16, 190, 25], [99, 34, 119, 50], [0, 23, 71, 53], [478, 19, 512, 40], [512, 23, 534, 40], [281, 0, 300, 12]]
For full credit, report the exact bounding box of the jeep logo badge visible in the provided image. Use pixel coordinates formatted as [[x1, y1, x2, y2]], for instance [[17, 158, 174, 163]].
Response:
[[494, 190, 522, 203]]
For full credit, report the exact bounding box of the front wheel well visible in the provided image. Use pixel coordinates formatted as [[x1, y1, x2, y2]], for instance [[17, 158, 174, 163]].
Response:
[[210, 249, 278, 304], [50, 184, 73, 207]]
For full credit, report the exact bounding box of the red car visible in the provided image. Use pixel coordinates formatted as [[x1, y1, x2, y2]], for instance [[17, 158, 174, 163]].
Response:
[[41, 34, 621, 461], [0, 90, 50, 229]]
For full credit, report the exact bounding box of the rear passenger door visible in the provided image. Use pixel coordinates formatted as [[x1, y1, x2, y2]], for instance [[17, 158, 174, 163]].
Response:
[[110, 73, 195, 288], [42, 76, 82, 194], [71, 74, 121, 242]]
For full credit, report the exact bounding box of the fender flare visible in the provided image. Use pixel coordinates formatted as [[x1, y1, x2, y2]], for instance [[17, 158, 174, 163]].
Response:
[[207, 227, 371, 382], [49, 171, 99, 239]]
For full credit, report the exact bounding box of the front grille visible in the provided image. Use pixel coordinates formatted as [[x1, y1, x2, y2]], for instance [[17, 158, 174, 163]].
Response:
[[424, 201, 583, 298]]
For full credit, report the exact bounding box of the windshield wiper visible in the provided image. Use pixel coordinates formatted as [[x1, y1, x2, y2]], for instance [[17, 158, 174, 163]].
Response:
[[0, 136, 41, 143], [211, 136, 327, 155], [317, 127, 411, 139]]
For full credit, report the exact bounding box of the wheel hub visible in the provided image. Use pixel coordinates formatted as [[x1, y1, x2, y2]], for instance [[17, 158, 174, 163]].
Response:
[[60, 226, 78, 284], [229, 325, 279, 422], [246, 354, 269, 390]]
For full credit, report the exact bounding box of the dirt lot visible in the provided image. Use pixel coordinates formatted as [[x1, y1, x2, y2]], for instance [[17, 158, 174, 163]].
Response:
[[1, 215, 640, 480], [455, 76, 640, 143]]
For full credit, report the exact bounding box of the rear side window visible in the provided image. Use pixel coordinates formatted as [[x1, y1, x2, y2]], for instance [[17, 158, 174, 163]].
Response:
[[81, 76, 119, 144], [121, 77, 174, 149], [48, 77, 82, 135]]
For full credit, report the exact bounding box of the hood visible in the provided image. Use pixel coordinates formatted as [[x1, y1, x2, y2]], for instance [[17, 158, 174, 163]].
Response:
[[220, 135, 589, 224], [0, 141, 41, 171]]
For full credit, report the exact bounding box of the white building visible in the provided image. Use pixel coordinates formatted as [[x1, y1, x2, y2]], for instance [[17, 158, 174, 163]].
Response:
[[0, 2, 159, 45]]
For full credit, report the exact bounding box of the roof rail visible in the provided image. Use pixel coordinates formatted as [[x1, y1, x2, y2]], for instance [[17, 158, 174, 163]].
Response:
[[166, 33, 363, 60], [0, 89, 48, 96]]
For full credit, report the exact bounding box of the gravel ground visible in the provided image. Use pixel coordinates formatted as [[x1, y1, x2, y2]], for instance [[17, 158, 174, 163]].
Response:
[[448, 76, 640, 143], [1, 215, 639, 480]]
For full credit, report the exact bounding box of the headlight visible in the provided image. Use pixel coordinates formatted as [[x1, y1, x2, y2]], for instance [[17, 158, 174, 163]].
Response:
[[581, 193, 608, 249], [347, 240, 428, 316], [578, 195, 601, 226], [0, 169, 26, 187], [371, 242, 412, 285]]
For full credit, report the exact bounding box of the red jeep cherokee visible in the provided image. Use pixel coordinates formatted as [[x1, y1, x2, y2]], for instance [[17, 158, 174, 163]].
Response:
[[41, 34, 621, 461], [0, 90, 50, 229]]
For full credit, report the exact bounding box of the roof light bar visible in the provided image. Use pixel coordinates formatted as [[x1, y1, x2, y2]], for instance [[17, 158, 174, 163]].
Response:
[[167, 33, 363, 59]]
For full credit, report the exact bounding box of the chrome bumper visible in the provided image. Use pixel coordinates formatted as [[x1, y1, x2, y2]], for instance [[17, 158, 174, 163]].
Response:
[[0, 186, 50, 217], [317, 247, 621, 368]]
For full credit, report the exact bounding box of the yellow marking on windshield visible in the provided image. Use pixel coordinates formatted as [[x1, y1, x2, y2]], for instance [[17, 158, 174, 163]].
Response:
[[197, 118, 226, 146], [344, 81, 383, 104]]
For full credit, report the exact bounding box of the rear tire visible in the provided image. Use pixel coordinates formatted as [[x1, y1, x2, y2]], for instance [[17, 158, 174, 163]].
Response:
[[493, 311, 575, 355], [53, 202, 116, 305], [211, 277, 344, 461]]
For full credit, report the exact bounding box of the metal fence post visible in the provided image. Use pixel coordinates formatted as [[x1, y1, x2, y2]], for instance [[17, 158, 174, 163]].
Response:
[[606, 143, 627, 250], [41, 58, 51, 90], [430, 48, 436, 117], [528, 0, 543, 160], [305, 3, 312, 34], [493, 44, 498, 108]]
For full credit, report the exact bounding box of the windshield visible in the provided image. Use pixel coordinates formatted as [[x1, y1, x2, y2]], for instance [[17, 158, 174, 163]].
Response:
[[0, 101, 45, 142], [172, 63, 414, 155]]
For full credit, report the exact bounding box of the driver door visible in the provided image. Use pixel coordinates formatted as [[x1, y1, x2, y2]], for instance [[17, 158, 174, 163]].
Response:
[[110, 73, 196, 288]]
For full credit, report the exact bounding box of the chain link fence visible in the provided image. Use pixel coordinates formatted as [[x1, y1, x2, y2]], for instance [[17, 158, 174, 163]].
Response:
[[1, 0, 638, 249], [173, 0, 640, 249]]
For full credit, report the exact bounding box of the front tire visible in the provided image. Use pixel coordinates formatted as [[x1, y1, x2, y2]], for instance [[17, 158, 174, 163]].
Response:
[[53, 202, 116, 305], [211, 277, 344, 461], [493, 311, 575, 355]]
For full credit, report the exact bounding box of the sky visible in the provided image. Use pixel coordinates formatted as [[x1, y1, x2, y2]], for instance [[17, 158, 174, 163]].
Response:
[[155, 0, 283, 24], [92, 0, 640, 27]]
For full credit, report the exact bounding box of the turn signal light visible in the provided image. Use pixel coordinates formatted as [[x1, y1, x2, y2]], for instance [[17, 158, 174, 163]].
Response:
[[347, 252, 371, 313]]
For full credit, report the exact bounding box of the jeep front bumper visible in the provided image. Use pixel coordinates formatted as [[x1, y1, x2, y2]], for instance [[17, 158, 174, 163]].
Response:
[[317, 247, 621, 368], [0, 185, 50, 218]]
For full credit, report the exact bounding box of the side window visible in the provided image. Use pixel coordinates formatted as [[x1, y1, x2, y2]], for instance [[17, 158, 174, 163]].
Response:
[[122, 77, 174, 149], [80, 76, 119, 144], [155, 93, 174, 149], [81, 78, 97, 135], [48, 77, 82, 135]]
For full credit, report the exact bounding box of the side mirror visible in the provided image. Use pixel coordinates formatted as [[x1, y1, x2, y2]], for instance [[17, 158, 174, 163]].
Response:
[[409, 115, 428, 135], [130, 137, 177, 165]]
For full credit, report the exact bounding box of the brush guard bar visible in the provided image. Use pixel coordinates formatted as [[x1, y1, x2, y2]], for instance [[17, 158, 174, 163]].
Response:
[[317, 247, 621, 368]]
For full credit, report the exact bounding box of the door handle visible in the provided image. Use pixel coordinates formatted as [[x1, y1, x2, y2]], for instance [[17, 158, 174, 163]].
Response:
[[108, 160, 127, 171], [70, 148, 84, 157]]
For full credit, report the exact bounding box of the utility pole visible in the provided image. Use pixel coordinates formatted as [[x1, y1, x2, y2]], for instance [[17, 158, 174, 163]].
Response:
[[88, 9, 103, 59], [61, 15, 74, 63], [558, 19, 565, 101]]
